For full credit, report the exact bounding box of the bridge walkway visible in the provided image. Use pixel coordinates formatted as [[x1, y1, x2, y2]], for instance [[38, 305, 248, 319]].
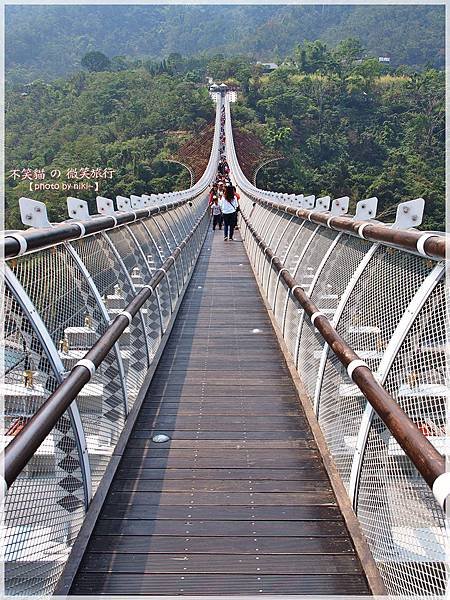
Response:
[[70, 227, 371, 595]]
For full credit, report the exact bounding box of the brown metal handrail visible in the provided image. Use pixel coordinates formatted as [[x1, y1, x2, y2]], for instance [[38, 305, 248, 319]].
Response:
[[247, 196, 447, 261], [1, 200, 194, 260], [241, 211, 446, 504], [3, 208, 209, 488]]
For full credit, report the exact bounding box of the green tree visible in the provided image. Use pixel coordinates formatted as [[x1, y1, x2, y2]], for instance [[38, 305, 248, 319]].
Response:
[[81, 51, 111, 72]]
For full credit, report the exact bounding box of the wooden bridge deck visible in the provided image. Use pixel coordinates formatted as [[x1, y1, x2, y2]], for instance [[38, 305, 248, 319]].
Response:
[[71, 227, 371, 595]]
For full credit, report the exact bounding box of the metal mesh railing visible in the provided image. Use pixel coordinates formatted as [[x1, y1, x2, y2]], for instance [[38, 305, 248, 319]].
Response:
[[317, 246, 433, 489], [3, 288, 87, 596], [225, 95, 448, 598], [239, 195, 448, 598], [357, 273, 447, 597]]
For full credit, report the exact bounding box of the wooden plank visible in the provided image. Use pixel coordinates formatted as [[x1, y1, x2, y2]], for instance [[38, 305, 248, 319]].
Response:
[[80, 552, 363, 574], [114, 467, 325, 480], [71, 573, 370, 595], [93, 519, 347, 537], [133, 417, 308, 431], [121, 448, 319, 459], [98, 504, 343, 521], [109, 479, 331, 493], [106, 491, 336, 505], [141, 394, 301, 402], [124, 439, 315, 449], [118, 457, 322, 470], [138, 405, 301, 413], [129, 430, 312, 440], [85, 535, 356, 555]]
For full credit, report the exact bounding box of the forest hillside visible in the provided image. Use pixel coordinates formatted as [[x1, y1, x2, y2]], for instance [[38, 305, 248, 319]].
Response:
[[6, 5, 444, 83]]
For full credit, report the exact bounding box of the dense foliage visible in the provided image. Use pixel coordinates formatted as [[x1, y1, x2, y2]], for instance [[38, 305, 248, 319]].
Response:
[[230, 41, 445, 231], [5, 69, 213, 228], [6, 5, 444, 83]]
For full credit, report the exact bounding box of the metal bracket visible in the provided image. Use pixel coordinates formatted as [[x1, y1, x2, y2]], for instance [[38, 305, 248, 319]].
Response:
[[303, 195, 315, 210], [67, 197, 91, 220], [116, 195, 131, 211], [130, 195, 143, 210], [19, 197, 52, 228], [313, 196, 331, 212], [96, 196, 116, 216], [392, 198, 425, 229], [295, 196, 304, 208], [331, 197, 350, 216], [354, 197, 378, 221], [142, 194, 154, 208]]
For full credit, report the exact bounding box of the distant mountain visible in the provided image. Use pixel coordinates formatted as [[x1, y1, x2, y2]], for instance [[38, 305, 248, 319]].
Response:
[[6, 5, 444, 82]]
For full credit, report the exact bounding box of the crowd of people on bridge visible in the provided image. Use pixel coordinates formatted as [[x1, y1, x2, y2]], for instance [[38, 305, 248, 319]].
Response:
[[208, 106, 240, 241]]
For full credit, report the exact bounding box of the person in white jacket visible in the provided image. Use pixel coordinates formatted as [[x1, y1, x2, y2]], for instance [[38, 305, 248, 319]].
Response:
[[220, 185, 239, 241]]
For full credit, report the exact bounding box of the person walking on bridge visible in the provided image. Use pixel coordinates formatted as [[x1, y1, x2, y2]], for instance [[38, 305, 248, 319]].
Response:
[[210, 197, 223, 231], [220, 185, 238, 241]]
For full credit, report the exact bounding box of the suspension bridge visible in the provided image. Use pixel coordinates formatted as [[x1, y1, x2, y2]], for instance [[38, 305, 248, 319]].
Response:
[[1, 92, 448, 597]]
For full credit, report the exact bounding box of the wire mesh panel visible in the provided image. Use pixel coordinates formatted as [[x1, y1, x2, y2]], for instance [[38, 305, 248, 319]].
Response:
[[356, 276, 447, 597], [317, 247, 433, 489], [251, 206, 273, 268], [105, 225, 157, 357], [177, 204, 194, 232], [266, 216, 296, 299], [162, 212, 187, 284], [270, 218, 305, 310], [176, 205, 196, 268], [256, 210, 281, 277], [3, 289, 86, 596], [293, 227, 338, 297], [141, 219, 173, 330], [282, 221, 317, 280], [262, 213, 292, 293], [9, 244, 126, 488], [278, 218, 302, 263], [298, 235, 373, 401], [128, 220, 163, 272], [168, 208, 190, 277], [72, 233, 148, 410], [152, 215, 180, 308], [247, 204, 266, 263], [281, 284, 303, 358]]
